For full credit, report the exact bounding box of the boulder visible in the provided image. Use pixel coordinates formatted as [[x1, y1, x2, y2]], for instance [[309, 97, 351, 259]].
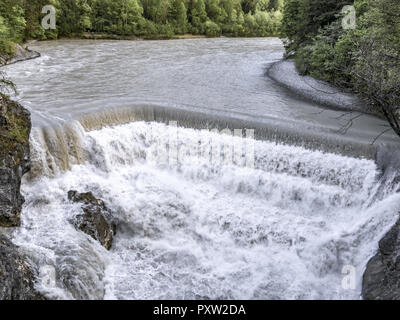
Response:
[[68, 191, 116, 250], [0, 94, 31, 227], [0, 235, 45, 300], [362, 217, 400, 300], [1, 44, 40, 65]]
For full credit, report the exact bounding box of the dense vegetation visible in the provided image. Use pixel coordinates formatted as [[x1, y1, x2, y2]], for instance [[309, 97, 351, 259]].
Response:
[[282, 0, 400, 137], [0, 0, 283, 52], [1, 0, 399, 138]]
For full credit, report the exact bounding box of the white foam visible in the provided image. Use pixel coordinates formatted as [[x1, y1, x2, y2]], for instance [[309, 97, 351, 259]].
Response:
[[13, 122, 400, 299]]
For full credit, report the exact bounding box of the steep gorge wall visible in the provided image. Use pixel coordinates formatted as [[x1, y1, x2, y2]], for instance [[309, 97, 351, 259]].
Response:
[[0, 94, 44, 300], [0, 94, 31, 227]]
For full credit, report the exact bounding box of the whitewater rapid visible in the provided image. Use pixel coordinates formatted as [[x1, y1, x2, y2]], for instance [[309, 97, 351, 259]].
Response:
[[3, 38, 400, 300], [11, 120, 400, 300]]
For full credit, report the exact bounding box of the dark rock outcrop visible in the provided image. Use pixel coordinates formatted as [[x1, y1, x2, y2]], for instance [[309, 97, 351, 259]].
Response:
[[0, 44, 40, 65], [0, 96, 43, 299], [362, 217, 400, 300], [68, 191, 116, 250], [0, 235, 44, 300], [0, 94, 31, 227]]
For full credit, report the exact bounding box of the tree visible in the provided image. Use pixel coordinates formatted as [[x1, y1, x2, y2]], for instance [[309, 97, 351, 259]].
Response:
[[241, 0, 258, 14], [22, 0, 49, 39], [205, 0, 225, 23], [281, 0, 349, 54], [0, 0, 281, 52], [0, 0, 26, 53], [169, 0, 188, 33], [268, 0, 283, 10], [188, 0, 207, 33], [350, 0, 400, 137], [205, 19, 221, 36], [281, 0, 308, 53], [281, 0, 400, 139], [91, 0, 143, 34], [256, 0, 270, 12]]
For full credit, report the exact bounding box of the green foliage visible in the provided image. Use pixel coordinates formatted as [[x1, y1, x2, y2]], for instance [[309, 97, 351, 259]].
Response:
[[0, 0, 26, 54], [281, 0, 349, 53], [205, 0, 225, 23], [90, 0, 144, 35], [55, 0, 92, 35], [23, 0, 58, 39], [188, 0, 208, 33], [282, 0, 400, 137], [0, 94, 30, 155], [241, 0, 258, 14], [0, 69, 16, 95], [0, 0, 282, 49], [256, 0, 270, 12], [281, 0, 308, 52], [169, 0, 188, 33], [205, 19, 221, 36]]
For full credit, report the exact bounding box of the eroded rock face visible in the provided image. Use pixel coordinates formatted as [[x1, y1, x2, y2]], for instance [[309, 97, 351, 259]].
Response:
[[0, 44, 40, 65], [0, 235, 44, 300], [0, 94, 31, 227], [68, 191, 116, 250], [362, 217, 400, 300]]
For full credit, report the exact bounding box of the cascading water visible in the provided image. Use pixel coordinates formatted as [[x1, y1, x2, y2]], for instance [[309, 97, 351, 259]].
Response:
[[11, 120, 400, 300], [4, 38, 400, 300]]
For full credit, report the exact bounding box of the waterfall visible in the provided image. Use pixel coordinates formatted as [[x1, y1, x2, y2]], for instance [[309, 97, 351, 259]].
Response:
[[27, 104, 381, 179], [13, 120, 400, 300], [6, 38, 400, 300]]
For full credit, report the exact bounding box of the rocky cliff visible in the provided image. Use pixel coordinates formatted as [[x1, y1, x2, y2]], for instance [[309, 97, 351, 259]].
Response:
[[0, 235, 44, 300], [0, 94, 31, 227], [0, 94, 45, 299], [363, 216, 400, 300]]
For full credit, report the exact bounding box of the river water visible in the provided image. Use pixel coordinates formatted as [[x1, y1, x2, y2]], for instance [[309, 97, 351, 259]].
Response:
[[4, 38, 400, 299]]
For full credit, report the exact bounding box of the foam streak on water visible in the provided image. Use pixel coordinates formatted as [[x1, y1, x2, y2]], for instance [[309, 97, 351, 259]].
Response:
[[12, 121, 400, 300]]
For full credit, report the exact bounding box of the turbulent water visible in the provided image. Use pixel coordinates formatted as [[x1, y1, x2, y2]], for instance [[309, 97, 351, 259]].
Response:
[[3, 38, 400, 299]]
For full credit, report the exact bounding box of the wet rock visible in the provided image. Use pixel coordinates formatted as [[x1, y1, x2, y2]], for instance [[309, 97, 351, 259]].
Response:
[[0, 235, 45, 300], [0, 94, 31, 227], [0, 44, 40, 65], [68, 191, 116, 250], [362, 217, 400, 300]]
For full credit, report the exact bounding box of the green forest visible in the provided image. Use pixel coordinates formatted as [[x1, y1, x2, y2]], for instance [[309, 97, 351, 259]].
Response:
[[0, 0, 283, 53], [281, 0, 400, 137]]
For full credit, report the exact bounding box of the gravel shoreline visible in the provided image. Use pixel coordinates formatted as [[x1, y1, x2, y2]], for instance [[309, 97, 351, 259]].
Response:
[[267, 59, 377, 115]]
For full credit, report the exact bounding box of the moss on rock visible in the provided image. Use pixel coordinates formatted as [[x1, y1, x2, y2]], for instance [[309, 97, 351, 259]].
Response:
[[0, 94, 30, 158], [0, 94, 31, 227]]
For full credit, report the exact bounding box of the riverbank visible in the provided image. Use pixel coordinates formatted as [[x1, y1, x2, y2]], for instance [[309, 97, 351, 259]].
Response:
[[267, 59, 378, 116], [0, 43, 40, 66], [79, 32, 207, 41]]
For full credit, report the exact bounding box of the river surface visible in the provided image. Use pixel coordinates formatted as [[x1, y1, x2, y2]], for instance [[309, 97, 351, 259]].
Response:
[[3, 38, 400, 299]]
